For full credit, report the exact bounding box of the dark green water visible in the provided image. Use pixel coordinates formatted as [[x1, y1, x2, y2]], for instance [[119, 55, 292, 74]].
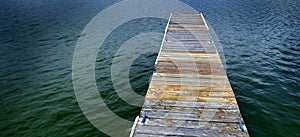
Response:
[[0, 0, 299, 136]]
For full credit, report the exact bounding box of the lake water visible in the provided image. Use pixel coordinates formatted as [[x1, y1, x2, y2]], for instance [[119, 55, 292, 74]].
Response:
[[0, 0, 299, 136]]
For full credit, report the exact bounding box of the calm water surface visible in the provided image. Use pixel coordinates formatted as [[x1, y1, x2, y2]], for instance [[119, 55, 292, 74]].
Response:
[[0, 0, 299, 136]]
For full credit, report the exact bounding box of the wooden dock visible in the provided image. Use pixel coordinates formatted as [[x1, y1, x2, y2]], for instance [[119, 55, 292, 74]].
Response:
[[130, 13, 249, 137]]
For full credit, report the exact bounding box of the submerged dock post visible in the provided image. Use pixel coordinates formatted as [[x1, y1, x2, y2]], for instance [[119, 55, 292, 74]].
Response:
[[130, 12, 249, 137]]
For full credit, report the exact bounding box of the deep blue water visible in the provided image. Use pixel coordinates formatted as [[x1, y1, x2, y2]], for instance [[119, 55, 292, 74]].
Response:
[[0, 0, 299, 136]]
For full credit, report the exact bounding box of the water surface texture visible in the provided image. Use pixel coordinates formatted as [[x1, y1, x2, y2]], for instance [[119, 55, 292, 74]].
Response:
[[1, 0, 299, 136]]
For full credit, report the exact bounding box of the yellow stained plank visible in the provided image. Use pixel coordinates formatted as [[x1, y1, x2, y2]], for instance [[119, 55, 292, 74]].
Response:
[[145, 89, 235, 98]]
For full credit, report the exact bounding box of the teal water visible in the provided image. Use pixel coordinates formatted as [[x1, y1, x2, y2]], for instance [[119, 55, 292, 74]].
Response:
[[0, 0, 299, 136]]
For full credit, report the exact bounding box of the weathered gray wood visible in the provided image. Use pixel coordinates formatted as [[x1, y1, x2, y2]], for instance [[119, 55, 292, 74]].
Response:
[[145, 89, 234, 98], [170, 20, 205, 25], [141, 108, 242, 123], [162, 45, 216, 51], [155, 62, 224, 70], [161, 48, 216, 53], [168, 24, 207, 29], [133, 134, 166, 137], [149, 80, 228, 87], [151, 74, 227, 81], [131, 12, 249, 137], [167, 32, 211, 38], [148, 86, 233, 93], [167, 27, 208, 32], [142, 106, 239, 114], [163, 41, 214, 48], [165, 35, 211, 39], [135, 123, 245, 132], [155, 67, 225, 75], [163, 40, 214, 46], [135, 125, 249, 137], [143, 100, 239, 109], [156, 57, 222, 64]]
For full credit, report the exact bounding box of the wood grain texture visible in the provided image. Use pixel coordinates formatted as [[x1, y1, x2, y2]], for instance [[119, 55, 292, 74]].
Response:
[[130, 13, 249, 137]]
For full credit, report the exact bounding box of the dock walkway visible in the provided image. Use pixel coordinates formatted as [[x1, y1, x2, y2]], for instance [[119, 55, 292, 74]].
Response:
[[130, 13, 249, 137]]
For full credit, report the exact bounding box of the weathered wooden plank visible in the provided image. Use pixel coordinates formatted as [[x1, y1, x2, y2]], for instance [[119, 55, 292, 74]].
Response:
[[143, 115, 242, 123], [150, 73, 228, 81], [144, 114, 241, 123], [143, 100, 239, 109], [167, 31, 210, 37], [142, 106, 240, 114], [150, 76, 228, 83], [156, 61, 222, 67], [157, 56, 220, 63], [133, 134, 165, 137], [155, 62, 224, 70], [155, 67, 225, 75], [156, 57, 223, 64], [170, 20, 205, 25], [135, 125, 249, 137], [136, 122, 243, 132], [161, 48, 215, 52], [167, 28, 208, 32], [145, 94, 237, 103], [161, 47, 216, 53], [153, 70, 224, 75], [172, 12, 202, 16], [148, 84, 231, 93], [159, 53, 221, 60], [163, 40, 214, 47], [149, 80, 230, 87], [145, 88, 234, 98], [131, 12, 249, 137], [161, 49, 216, 54], [148, 86, 233, 93], [171, 16, 204, 19], [149, 79, 229, 86], [152, 73, 227, 79], [164, 41, 214, 47], [162, 44, 215, 50], [155, 70, 223, 75], [168, 24, 207, 28], [142, 105, 239, 113], [155, 63, 222, 70], [141, 108, 242, 123], [165, 36, 211, 42]]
